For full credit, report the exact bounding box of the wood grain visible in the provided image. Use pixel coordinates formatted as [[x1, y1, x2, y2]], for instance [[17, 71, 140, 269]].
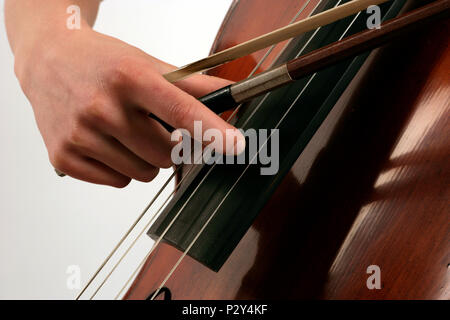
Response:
[[126, 1, 449, 300]]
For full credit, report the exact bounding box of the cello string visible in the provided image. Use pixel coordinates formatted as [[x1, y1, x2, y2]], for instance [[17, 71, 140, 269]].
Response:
[[114, 0, 322, 300], [240, 13, 324, 127], [150, 0, 364, 300], [75, 168, 177, 299], [83, 0, 315, 300], [212, 0, 319, 129], [114, 0, 320, 300], [89, 162, 200, 299], [241, 2, 361, 128], [150, 77, 318, 300], [163, 0, 390, 82], [122, 0, 330, 301]]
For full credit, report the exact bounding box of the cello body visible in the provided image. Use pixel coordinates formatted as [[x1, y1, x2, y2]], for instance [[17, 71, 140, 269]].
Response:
[[125, 0, 449, 299]]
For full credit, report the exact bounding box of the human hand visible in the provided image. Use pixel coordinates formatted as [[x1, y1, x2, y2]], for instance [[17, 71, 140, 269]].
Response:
[[14, 26, 243, 187]]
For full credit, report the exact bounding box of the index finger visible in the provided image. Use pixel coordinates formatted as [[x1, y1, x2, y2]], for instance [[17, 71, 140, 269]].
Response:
[[128, 67, 246, 155]]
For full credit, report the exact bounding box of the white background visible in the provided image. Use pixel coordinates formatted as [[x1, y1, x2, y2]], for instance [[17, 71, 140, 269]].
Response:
[[0, 0, 232, 299]]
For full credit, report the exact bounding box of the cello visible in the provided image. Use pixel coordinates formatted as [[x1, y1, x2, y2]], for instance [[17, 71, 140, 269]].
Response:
[[82, 0, 450, 300]]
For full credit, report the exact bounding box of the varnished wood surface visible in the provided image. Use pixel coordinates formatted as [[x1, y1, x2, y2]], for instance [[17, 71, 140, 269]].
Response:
[[125, 1, 449, 299], [287, 0, 450, 79], [164, 0, 395, 82], [208, 0, 322, 81]]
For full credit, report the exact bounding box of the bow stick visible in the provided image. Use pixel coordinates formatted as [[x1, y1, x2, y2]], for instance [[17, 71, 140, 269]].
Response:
[[195, 0, 450, 112], [163, 0, 392, 83]]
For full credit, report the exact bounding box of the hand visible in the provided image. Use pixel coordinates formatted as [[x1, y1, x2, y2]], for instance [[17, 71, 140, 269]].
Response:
[[14, 26, 243, 187]]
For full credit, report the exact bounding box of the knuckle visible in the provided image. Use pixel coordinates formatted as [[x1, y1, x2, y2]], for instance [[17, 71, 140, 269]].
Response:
[[107, 56, 140, 88], [79, 93, 110, 125], [67, 123, 84, 146], [156, 154, 173, 169], [49, 145, 70, 174], [168, 101, 196, 129], [159, 161, 173, 170], [66, 123, 94, 154], [112, 177, 132, 189], [135, 167, 159, 182]]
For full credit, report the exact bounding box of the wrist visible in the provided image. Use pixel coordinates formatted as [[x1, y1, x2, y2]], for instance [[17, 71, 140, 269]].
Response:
[[14, 17, 94, 86]]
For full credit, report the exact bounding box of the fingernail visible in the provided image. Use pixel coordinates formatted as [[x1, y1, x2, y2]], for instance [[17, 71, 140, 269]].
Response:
[[225, 129, 246, 156]]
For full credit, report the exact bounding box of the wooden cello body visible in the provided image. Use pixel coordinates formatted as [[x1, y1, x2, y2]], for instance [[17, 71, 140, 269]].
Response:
[[125, 0, 449, 299]]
